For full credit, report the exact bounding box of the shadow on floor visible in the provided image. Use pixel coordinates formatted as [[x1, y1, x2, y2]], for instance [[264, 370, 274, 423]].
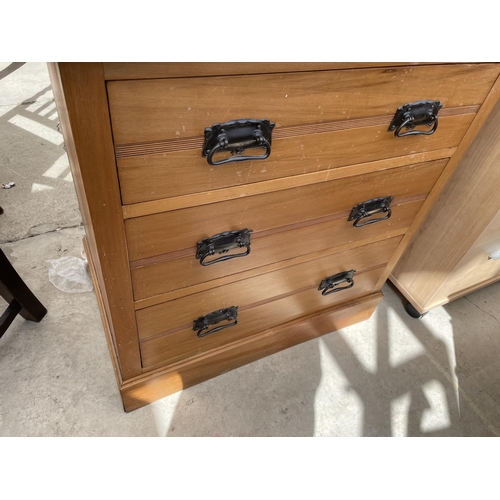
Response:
[[0, 63, 25, 81], [163, 284, 498, 437], [1, 66, 81, 243]]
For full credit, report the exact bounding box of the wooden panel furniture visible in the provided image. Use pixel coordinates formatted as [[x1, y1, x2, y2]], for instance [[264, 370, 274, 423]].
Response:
[[48, 62, 500, 411], [390, 97, 500, 317]]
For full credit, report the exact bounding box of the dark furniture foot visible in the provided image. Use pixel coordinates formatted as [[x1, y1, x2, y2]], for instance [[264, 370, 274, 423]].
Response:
[[404, 300, 427, 319], [0, 249, 47, 338]]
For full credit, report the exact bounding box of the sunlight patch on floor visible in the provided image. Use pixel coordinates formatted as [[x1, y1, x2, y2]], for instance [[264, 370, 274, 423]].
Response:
[[8, 114, 63, 145], [151, 391, 183, 437], [31, 183, 55, 193], [390, 391, 411, 437], [420, 380, 452, 433], [314, 337, 363, 436], [43, 154, 69, 179]]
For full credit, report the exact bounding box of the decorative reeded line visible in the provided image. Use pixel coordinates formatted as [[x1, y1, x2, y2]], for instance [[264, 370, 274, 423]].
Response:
[[114, 106, 479, 159], [128, 194, 426, 270]]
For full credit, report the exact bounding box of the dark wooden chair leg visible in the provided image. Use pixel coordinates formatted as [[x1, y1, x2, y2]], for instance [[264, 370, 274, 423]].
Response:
[[0, 249, 47, 339]]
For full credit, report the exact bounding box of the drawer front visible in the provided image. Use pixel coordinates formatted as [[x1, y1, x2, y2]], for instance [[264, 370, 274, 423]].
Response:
[[131, 198, 424, 301], [107, 64, 498, 144], [117, 114, 471, 205], [139, 267, 386, 369], [125, 159, 446, 262], [136, 236, 402, 340]]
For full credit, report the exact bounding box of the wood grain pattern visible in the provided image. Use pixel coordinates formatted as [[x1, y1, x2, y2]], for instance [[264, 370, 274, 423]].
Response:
[[131, 198, 423, 301], [107, 64, 499, 144], [103, 63, 445, 81], [114, 106, 477, 158], [83, 236, 122, 387], [388, 85, 500, 308], [412, 205, 500, 305], [438, 242, 500, 299], [117, 114, 472, 205], [136, 236, 401, 340], [121, 292, 383, 411], [140, 266, 387, 369], [122, 149, 455, 219], [48, 63, 142, 380], [125, 159, 447, 261], [133, 226, 412, 311]]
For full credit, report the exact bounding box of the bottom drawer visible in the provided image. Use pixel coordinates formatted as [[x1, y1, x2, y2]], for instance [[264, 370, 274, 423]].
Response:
[[140, 265, 386, 369]]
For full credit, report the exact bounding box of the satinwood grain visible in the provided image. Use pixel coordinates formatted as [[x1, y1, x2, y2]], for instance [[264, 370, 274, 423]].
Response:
[[136, 236, 401, 340], [131, 198, 423, 301], [106, 64, 499, 144], [125, 159, 447, 261], [117, 114, 472, 205], [103, 62, 445, 81]]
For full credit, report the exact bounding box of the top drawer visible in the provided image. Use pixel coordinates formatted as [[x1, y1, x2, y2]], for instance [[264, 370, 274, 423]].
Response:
[[107, 64, 498, 145]]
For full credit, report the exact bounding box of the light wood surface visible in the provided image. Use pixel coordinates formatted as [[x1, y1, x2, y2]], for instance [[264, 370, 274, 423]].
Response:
[[122, 149, 455, 219], [121, 292, 383, 412], [136, 236, 401, 340], [133, 227, 412, 311], [140, 267, 387, 369], [83, 236, 122, 387], [103, 63, 445, 81], [107, 64, 499, 144], [389, 88, 500, 310], [125, 159, 447, 261], [438, 232, 500, 299], [51, 62, 500, 411], [48, 63, 142, 379], [115, 106, 475, 159], [378, 72, 500, 293], [117, 114, 472, 205], [131, 198, 423, 301]]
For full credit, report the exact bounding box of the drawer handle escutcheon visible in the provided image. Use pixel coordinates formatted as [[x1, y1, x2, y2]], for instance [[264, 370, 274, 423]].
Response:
[[202, 119, 275, 166], [349, 196, 393, 228], [193, 306, 239, 338], [196, 229, 253, 266], [318, 270, 356, 296], [388, 100, 442, 137]]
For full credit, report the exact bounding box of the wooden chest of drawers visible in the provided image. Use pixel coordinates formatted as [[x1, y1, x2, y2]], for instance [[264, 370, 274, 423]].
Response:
[[48, 62, 500, 411]]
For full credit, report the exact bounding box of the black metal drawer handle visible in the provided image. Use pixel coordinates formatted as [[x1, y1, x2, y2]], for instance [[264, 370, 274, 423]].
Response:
[[196, 229, 253, 266], [348, 196, 393, 228], [193, 306, 239, 338], [388, 100, 442, 137], [202, 119, 275, 166], [318, 270, 356, 296]]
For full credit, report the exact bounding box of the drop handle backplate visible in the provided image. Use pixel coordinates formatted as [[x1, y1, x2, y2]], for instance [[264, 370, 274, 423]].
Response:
[[193, 306, 239, 338], [318, 270, 356, 296], [349, 196, 393, 228], [388, 100, 442, 137], [202, 119, 275, 166], [196, 229, 253, 266]]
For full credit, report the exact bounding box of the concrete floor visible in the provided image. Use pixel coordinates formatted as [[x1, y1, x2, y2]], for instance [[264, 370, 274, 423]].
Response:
[[1, 63, 499, 437]]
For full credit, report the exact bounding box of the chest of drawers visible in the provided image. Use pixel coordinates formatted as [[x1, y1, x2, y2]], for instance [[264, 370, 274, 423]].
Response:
[[48, 62, 500, 412]]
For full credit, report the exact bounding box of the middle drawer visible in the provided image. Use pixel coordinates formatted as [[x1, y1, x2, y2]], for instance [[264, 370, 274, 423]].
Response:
[[127, 159, 446, 302], [126, 159, 446, 263]]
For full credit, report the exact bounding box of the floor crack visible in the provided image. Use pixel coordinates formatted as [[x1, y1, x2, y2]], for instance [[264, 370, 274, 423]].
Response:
[[0, 223, 83, 244], [464, 296, 500, 326]]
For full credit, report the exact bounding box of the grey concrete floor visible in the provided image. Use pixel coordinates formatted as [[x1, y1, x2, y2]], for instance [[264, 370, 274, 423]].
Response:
[[1, 63, 499, 437]]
